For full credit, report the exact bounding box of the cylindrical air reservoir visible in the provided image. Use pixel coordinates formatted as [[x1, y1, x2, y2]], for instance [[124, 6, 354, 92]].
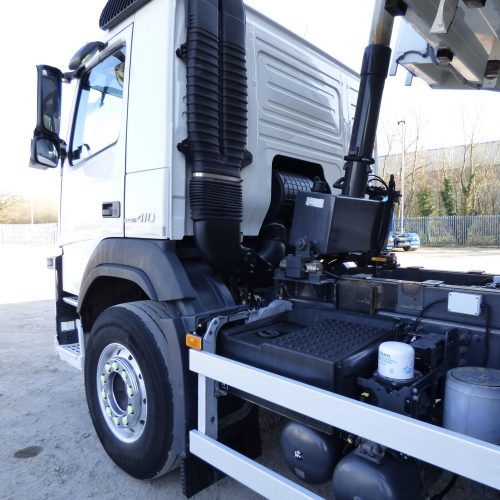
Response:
[[443, 367, 500, 445], [280, 421, 342, 484], [332, 451, 422, 500], [378, 341, 415, 381]]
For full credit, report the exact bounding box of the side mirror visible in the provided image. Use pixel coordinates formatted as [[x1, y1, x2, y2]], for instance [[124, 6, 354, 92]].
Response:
[[36, 65, 63, 136], [30, 137, 60, 169], [69, 41, 106, 71], [30, 65, 63, 170]]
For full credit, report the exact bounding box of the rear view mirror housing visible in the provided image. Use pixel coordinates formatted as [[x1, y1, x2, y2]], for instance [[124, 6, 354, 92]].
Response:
[[36, 65, 63, 136], [30, 137, 60, 169], [30, 65, 64, 170], [69, 41, 106, 71]]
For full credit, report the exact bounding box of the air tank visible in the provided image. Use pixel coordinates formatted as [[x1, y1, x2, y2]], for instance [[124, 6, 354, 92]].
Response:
[[280, 421, 342, 484], [332, 451, 422, 500], [443, 367, 500, 445]]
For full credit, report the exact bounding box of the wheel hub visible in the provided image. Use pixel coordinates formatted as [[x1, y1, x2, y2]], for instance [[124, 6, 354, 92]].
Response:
[[96, 343, 147, 443]]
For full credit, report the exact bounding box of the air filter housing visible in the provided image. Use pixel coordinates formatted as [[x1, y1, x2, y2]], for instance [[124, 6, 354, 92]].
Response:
[[99, 0, 152, 30], [289, 192, 385, 254]]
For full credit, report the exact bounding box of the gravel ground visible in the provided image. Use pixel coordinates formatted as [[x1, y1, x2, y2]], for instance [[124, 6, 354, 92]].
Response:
[[0, 245, 499, 499]]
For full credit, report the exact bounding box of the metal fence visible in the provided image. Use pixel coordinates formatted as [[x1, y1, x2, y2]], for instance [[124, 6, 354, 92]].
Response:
[[400, 215, 500, 247], [0, 224, 57, 246], [1, 218, 499, 248]]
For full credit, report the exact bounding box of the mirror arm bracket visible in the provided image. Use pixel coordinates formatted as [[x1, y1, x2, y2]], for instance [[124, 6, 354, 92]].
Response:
[[63, 71, 77, 83], [60, 140, 67, 166]]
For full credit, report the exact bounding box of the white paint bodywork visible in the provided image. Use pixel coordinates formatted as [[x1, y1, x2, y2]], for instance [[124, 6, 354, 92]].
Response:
[[60, 26, 132, 294], [243, 10, 359, 234], [59, 0, 358, 296]]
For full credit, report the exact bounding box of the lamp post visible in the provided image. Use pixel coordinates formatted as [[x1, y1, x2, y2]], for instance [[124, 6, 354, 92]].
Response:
[[397, 120, 406, 233]]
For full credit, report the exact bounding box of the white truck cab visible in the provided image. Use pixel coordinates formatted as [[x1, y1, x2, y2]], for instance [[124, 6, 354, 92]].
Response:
[[36, 0, 359, 297]]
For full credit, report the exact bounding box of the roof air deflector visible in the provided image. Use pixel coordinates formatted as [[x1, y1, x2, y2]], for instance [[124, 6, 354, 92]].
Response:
[[99, 0, 152, 30]]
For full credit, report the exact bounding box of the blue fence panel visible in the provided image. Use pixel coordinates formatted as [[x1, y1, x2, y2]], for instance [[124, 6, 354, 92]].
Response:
[[397, 215, 500, 247]]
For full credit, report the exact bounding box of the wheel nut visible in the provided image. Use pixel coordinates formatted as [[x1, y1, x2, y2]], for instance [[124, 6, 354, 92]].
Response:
[[106, 407, 112, 417], [122, 416, 129, 426], [113, 417, 120, 426], [105, 363, 111, 373], [127, 405, 134, 415], [127, 386, 134, 397], [100, 375, 106, 385], [112, 362, 119, 371], [101, 390, 107, 400], [121, 371, 127, 381]]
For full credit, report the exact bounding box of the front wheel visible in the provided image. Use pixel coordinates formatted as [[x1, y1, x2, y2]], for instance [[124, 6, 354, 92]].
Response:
[[84, 302, 178, 479]]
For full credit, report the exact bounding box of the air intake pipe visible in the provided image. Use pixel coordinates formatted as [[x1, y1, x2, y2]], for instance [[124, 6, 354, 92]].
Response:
[[184, 0, 285, 276]]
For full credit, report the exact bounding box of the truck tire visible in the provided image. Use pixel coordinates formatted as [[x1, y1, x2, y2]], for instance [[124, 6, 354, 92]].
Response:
[[84, 302, 178, 479]]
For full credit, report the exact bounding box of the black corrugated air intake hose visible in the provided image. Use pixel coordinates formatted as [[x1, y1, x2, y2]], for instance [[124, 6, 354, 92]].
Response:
[[185, 0, 285, 276]]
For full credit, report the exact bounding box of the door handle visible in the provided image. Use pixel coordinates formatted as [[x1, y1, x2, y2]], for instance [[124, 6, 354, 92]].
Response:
[[102, 201, 121, 218]]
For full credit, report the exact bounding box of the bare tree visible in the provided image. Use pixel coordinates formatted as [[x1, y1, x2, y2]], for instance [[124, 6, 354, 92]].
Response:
[[0, 193, 57, 224], [0, 194, 22, 223], [377, 119, 396, 179], [377, 107, 500, 217]]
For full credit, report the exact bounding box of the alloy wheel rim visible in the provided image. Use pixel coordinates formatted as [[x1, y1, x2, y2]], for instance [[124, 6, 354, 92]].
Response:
[[96, 343, 147, 443]]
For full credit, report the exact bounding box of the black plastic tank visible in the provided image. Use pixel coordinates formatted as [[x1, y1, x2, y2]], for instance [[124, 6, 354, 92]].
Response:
[[332, 451, 422, 500], [280, 421, 342, 484]]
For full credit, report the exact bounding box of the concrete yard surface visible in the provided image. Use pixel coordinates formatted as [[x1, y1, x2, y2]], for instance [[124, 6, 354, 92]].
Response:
[[0, 245, 499, 499], [396, 247, 500, 275]]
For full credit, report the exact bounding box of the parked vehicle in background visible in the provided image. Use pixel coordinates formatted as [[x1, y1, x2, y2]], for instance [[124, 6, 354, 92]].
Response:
[[387, 232, 395, 250], [406, 232, 420, 250], [387, 231, 420, 251], [393, 231, 411, 251]]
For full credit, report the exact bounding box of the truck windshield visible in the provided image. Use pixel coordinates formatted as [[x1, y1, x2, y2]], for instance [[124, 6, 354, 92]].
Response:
[[71, 46, 126, 165]]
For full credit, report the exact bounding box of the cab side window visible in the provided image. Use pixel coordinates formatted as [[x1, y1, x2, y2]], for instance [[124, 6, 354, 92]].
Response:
[[70, 47, 126, 165]]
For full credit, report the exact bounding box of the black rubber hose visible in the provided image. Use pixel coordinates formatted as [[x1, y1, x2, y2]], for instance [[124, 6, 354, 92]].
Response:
[[220, 0, 247, 170], [186, 0, 244, 274], [185, 0, 285, 275], [185, 0, 220, 174], [257, 223, 287, 266]]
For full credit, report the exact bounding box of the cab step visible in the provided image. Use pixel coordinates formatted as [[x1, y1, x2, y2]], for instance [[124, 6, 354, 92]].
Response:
[[55, 319, 84, 370]]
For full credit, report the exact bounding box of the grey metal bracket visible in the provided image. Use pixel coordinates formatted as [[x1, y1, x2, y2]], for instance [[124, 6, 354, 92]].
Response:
[[198, 310, 250, 439], [431, 0, 459, 34]]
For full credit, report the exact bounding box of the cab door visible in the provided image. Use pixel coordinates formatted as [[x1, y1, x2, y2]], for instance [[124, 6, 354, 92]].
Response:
[[60, 25, 132, 296]]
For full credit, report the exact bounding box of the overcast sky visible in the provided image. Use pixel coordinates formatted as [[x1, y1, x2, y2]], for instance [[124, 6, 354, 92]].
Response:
[[1, 0, 499, 196]]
